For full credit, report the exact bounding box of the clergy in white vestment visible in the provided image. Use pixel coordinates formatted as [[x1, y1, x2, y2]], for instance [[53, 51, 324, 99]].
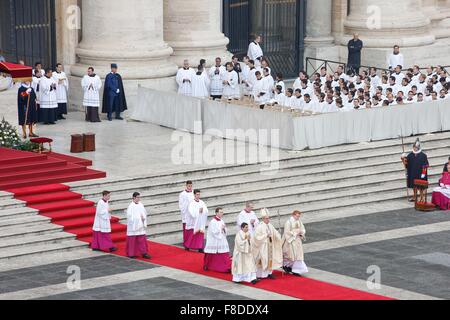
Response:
[[222, 62, 240, 100], [126, 192, 151, 259], [282, 210, 308, 276], [209, 57, 227, 99], [91, 191, 117, 252], [236, 202, 259, 236], [263, 68, 275, 99], [241, 56, 251, 95], [82, 67, 102, 122], [52, 63, 69, 120], [232, 222, 258, 284], [31, 71, 43, 118], [32, 62, 45, 78], [176, 60, 196, 96], [186, 189, 208, 252], [387, 45, 404, 70], [204, 208, 232, 273], [432, 171, 450, 210], [243, 60, 258, 97], [39, 69, 58, 124], [191, 66, 210, 99], [179, 180, 194, 249], [251, 208, 283, 279], [247, 35, 264, 69], [253, 71, 270, 109]]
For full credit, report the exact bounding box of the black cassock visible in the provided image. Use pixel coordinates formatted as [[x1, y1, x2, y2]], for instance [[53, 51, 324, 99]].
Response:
[[406, 151, 429, 188], [347, 39, 363, 70], [17, 86, 38, 125]]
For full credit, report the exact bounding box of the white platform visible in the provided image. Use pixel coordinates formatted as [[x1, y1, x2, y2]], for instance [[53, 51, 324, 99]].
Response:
[[131, 86, 450, 150]]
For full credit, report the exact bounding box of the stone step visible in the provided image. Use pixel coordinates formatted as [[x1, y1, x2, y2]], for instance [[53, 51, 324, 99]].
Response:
[[149, 195, 414, 245], [0, 215, 50, 228], [0, 223, 64, 241], [103, 169, 442, 221], [68, 134, 450, 191], [74, 145, 449, 203], [134, 184, 413, 239], [0, 232, 75, 250], [0, 239, 87, 260]]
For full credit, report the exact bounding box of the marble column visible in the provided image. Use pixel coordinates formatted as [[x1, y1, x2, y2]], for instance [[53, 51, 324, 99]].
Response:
[[55, 0, 79, 70], [304, 0, 338, 73], [72, 0, 177, 78], [344, 0, 435, 47], [69, 0, 178, 112], [163, 0, 231, 67], [304, 0, 334, 47]]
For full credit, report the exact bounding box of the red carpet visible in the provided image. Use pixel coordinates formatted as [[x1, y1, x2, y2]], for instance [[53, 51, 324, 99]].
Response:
[[0, 147, 394, 300]]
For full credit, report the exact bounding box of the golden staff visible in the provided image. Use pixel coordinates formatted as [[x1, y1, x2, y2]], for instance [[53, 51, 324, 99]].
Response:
[[23, 90, 31, 131]]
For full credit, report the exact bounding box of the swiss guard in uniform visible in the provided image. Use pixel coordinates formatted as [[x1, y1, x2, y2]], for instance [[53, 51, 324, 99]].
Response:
[[18, 81, 39, 139], [102, 63, 127, 121], [402, 139, 429, 202]]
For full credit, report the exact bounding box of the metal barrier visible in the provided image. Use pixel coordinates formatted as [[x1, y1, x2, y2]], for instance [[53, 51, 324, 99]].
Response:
[[305, 57, 450, 78]]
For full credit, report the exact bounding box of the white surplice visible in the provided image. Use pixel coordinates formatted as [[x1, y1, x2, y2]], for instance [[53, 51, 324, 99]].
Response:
[[204, 217, 230, 254], [126, 202, 148, 236], [176, 67, 196, 96], [191, 72, 210, 99], [209, 65, 226, 96], [92, 199, 111, 233], [52, 71, 69, 103], [187, 199, 208, 234], [247, 41, 263, 68], [236, 210, 259, 236], [39, 76, 58, 109], [222, 70, 240, 99], [81, 74, 102, 107], [178, 189, 194, 224]]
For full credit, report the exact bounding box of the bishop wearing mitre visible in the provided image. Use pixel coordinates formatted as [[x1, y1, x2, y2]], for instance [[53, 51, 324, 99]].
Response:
[[282, 210, 308, 276], [251, 208, 283, 280]]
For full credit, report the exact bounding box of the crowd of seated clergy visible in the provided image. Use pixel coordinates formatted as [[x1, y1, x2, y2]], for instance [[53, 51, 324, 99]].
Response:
[[176, 57, 450, 115]]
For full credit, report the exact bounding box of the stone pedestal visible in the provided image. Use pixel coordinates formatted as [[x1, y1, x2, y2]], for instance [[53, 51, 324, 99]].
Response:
[[70, 0, 178, 114], [163, 0, 231, 67], [344, 0, 434, 47]]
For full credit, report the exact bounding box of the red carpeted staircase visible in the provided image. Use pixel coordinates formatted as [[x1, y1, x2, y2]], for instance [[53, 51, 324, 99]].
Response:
[[0, 147, 394, 300]]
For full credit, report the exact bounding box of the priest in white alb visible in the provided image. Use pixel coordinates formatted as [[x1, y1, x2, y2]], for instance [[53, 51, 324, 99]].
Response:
[[178, 180, 194, 249], [39, 69, 58, 125], [82, 67, 102, 122], [176, 59, 196, 96], [91, 191, 117, 252], [232, 222, 258, 285], [203, 208, 232, 273], [191, 66, 210, 99], [236, 201, 259, 236], [282, 210, 308, 276], [222, 62, 240, 100], [126, 192, 151, 259], [251, 208, 283, 280], [52, 63, 69, 120], [185, 189, 208, 252], [247, 35, 264, 69]]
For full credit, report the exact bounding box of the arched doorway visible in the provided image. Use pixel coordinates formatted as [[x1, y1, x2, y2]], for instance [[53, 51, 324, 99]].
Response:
[[0, 0, 57, 68]]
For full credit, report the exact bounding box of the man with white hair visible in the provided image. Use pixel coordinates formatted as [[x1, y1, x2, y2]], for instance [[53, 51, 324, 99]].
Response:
[[251, 208, 283, 280], [176, 59, 195, 96]]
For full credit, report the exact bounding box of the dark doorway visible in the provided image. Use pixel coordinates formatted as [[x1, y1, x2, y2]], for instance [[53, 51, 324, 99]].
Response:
[[0, 0, 56, 69], [223, 0, 306, 78]]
